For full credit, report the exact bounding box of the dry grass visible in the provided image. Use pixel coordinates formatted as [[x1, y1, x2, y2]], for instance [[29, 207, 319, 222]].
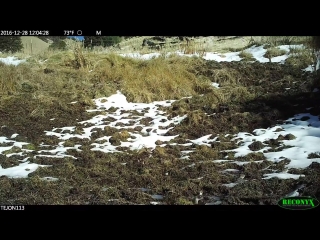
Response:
[[285, 45, 314, 69], [120, 57, 212, 102], [0, 64, 21, 94], [179, 40, 207, 57], [256, 36, 309, 47], [208, 36, 258, 53], [0, 41, 217, 118], [211, 68, 241, 85], [264, 47, 287, 59], [238, 50, 254, 61]]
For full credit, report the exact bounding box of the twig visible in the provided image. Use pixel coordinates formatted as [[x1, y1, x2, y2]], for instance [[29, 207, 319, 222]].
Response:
[[299, 81, 307, 87]]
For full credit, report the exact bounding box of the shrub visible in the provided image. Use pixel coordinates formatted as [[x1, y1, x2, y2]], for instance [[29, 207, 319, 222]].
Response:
[[48, 40, 67, 50], [239, 50, 254, 61], [264, 47, 287, 59], [84, 36, 123, 49], [0, 36, 23, 53]]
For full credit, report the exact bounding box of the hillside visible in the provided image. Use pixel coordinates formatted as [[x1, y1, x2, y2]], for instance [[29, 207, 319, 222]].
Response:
[[117, 36, 253, 53], [20, 36, 50, 54]]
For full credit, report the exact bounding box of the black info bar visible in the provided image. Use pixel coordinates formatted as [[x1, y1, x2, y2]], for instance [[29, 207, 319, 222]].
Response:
[[0, 30, 121, 36]]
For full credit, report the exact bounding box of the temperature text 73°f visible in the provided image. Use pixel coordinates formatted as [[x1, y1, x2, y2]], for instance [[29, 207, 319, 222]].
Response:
[[64, 30, 74, 35]]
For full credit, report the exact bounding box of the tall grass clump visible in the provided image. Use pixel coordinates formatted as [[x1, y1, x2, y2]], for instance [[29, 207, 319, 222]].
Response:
[[264, 47, 287, 59], [73, 43, 87, 69], [238, 50, 255, 61], [0, 63, 21, 95], [285, 42, 314, 70], [258, 36, 308, 47], [179, 39, 206, 57], [92, 54, 212, 103]]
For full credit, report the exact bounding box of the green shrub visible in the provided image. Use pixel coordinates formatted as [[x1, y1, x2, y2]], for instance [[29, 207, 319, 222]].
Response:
[[84, 36, 123, 49], [49, 40, 67, 50], [0, 36, 23, 53]]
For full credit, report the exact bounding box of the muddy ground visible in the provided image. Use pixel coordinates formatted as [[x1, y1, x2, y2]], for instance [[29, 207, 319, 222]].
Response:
[[0, 58, 320, 205]]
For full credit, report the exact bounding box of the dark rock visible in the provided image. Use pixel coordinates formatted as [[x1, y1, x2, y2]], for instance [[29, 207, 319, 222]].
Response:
[[284, 133, 296, 140], [44, 68, 54, 74], [109, 137, 120, 146], [300, 116, 310, 121], [248, 141, 264, 151]]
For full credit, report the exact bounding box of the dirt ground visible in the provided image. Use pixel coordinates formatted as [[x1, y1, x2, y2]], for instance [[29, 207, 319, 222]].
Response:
[[0, 37, 319, 205]]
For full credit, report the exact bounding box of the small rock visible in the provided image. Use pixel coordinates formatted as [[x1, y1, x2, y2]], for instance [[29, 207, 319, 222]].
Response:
[[300, 116, 310, 121], [248, 141, 264, 151], [284, 133, 296, 140]]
